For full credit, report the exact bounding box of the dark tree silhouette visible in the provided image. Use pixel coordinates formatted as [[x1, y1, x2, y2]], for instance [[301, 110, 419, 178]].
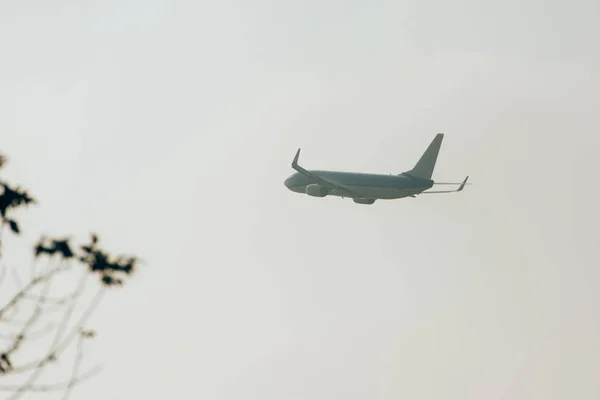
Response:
[[0, 153, 140, 399]]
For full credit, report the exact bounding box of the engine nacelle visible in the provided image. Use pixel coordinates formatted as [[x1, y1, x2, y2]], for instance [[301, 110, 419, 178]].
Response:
[[305, 184, 329, 197], [353, 198, 376, 205]]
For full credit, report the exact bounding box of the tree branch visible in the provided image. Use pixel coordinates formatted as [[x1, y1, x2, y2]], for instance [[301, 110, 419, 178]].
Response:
[[1, 150, 140, 398], [0, 365, 102, 393], [0, 264, 70, 320], [5, 287, 106, 399]]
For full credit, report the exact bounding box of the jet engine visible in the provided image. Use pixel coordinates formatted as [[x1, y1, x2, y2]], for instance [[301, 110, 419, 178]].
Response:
[[305, 184, 329, 197], [353, 198, 376, 205]]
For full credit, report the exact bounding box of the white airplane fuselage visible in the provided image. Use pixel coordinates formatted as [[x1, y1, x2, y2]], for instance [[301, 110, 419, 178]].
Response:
[[284, 170, 434, 201]]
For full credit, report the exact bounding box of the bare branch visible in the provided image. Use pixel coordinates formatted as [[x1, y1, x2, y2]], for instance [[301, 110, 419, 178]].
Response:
[[0, 152, 140, 398], [10, 268, 24, 292], [0, 270, 88, 377], [61, 333, 86, 400], [50, 288, 106, 365], [0, 264, 7, 292], [23, 292, 80, 306], [6, 288, 106, 398], [3, 276, 54, 358], [0, 264, 70, 320], [0, 365, 102, 393], [0, 322, 55, 342]]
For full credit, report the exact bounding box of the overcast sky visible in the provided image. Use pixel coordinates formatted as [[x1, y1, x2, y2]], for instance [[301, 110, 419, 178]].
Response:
[[1, 0, 600, 399]]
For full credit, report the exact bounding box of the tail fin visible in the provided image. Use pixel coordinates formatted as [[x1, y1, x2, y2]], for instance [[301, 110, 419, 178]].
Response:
[[403, 133, 444, 180]]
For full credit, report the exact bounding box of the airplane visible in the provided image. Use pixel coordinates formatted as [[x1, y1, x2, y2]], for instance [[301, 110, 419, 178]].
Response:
[[283, 133, 469, 205]]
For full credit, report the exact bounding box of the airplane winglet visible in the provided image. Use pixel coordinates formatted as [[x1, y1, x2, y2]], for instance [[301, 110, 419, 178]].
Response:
[[288, 147, 362, 197], [292, 148, 301, 168], [457, 176, 469, 192]]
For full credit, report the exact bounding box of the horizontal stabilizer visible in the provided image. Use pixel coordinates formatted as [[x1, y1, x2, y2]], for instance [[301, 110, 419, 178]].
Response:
[[433, 180, 473, 186], [420, 176, 470, 194]]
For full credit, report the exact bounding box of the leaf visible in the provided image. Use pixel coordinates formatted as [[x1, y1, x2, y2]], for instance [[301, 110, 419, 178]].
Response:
[[80, 329, 97, 339], [101, 274, 123, 287], [8, 219, 19, 234], [52, 239, 74, 258], [0, 183, 35, 217]]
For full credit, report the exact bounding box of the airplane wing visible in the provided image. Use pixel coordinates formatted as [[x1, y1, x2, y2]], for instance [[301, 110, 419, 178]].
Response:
[[291, 149, 362, 197], [419, 176, 469, 194]]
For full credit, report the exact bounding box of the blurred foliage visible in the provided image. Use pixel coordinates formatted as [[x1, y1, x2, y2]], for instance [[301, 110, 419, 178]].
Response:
[[0, 152, 141, 398]]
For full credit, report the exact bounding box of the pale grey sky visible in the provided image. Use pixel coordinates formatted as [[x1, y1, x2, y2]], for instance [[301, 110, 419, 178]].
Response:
[[1, 0, 600, 399]]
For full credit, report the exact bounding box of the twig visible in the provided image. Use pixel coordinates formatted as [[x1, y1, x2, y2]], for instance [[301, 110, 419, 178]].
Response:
[[62, 334, 85, 400], [4, 277, 53, 356], [0, 271, 88, 377], [0, 264, 7, 292], [0, 365, 102, 393], [0, 264, 70, 320], [0, 322, 54, 341], [6, 287, 106, 399]]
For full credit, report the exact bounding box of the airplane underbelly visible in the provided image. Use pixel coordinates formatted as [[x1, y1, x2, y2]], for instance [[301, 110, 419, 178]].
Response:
[[331, 186, 420, 199]]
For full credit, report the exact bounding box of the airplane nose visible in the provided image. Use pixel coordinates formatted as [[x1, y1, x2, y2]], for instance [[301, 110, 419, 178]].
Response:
[[284, 176, 292, 188]]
